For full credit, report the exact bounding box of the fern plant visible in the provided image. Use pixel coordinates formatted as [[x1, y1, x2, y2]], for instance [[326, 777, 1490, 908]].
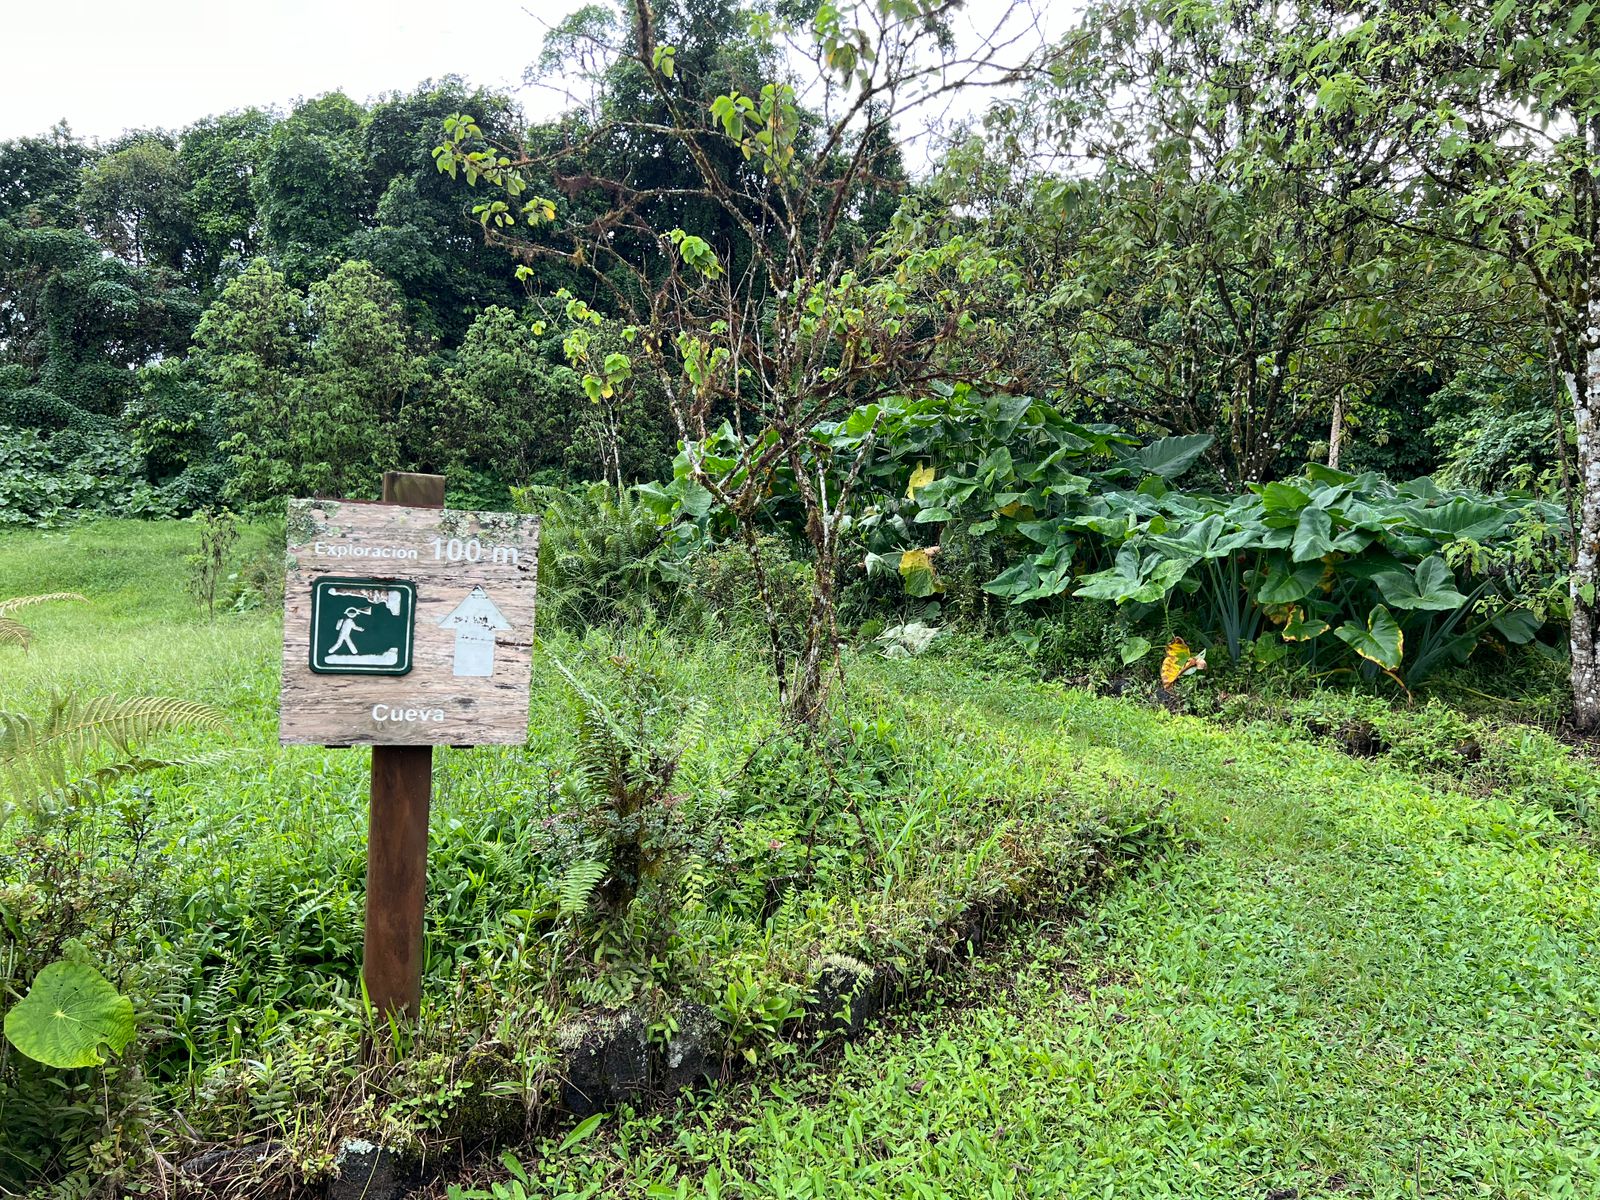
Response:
[[0, 694, 226, 827], [0, 593, 87, 649], [516, 483, 691, 632], [551, 653, 706, 920]]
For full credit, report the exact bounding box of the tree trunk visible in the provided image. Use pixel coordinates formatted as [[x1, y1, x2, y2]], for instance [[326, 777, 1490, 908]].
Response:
[[788, 577, 835, 729], [1568, 292, 1600, 732], [1327, 390, 1345, 469]]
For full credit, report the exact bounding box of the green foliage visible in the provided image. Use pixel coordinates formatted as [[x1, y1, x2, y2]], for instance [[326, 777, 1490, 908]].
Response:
[[0, 124, 90, 225], [0, 518, 1169, 1193], [0, 219, 199, 432], [3, 960, 135, 1069], [128, 356, 227, 507], [78, 135, 191, 270], [0, 428, 184, 527], [197, 258, 425, 507], [251, 93, 377, 285], [186, 507, 239, 619], [519, 483, 694, 632], [549, 649, 707, 989], [656, 387, 1566, 686], [0, 693, 225, 827], [508, 670, 1600, 1199]]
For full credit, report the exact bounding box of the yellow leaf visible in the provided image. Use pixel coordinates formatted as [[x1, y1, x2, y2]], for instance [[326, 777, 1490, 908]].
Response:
[[997, 501, 1032, 518], [1264, 603, 1296, 627], [906, 462, 935, 500], [1160, 637, 1207, 688], [898, 548, 932, 577]]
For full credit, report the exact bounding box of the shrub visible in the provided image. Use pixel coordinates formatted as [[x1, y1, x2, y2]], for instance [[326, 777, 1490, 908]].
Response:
[[517, 483, 695, 633], [0, 428, 180, 527]]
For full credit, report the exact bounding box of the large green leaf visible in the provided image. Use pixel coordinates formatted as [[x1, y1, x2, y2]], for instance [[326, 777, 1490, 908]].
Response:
[[1149, 513, 1262, 560], [983, 560, 1040, 599], [1291, 506, 1335, 561], [1490, 608, 1541, 645], [1373, 556, 1468, 612], [4, 961, 135, 1069], [1074, 546, 1189, 604], [1258, 481, 1311, 515], [1335, 605, 1404, 671], [1402, 499, 1513, 542], [1255, 557, 1323, 604], [1128, 434, 1214, 479], [1281, 608, 1330, 642]]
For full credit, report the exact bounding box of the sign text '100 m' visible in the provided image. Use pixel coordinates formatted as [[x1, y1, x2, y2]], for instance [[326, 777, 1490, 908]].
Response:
[[428, 537, 520, 566]]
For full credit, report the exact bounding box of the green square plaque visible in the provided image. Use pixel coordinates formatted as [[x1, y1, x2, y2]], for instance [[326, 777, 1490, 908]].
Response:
[[309, 577, 416, 675]]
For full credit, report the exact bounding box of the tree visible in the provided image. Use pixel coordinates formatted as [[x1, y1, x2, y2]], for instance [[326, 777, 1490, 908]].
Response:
[[350, 80, 528, 343], [0, 221, 198, 431], [252, 94, 378, 286], [0, 123, 90, 227], [1274, 1, 1600, 723], [192, 259, 306, 504], [971, 0, 1526, 485], [177, 109, 277, 293], [299, 259, 425, 487], [439, 0, 1029, 724], [198, 257, 425, 507], [78, 135, 194, 270]]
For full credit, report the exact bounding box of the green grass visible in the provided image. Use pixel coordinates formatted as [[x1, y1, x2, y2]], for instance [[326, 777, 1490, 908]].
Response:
[[0, 518, 279, 709], [481, 664, 1600, 1200], [7, 519, 1598, 1198], [0, 519, 1166, 1194]]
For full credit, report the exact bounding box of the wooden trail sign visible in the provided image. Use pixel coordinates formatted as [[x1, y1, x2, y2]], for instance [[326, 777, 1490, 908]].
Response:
[[279, 474, 539, 1020], [281, 495, 540, 746]]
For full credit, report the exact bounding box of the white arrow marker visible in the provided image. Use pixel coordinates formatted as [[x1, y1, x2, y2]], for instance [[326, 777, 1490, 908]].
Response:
[[437, 585, 512, 677]]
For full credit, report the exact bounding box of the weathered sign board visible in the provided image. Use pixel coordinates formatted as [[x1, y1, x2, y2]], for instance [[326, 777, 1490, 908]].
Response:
[[280, 498, 540, 746]]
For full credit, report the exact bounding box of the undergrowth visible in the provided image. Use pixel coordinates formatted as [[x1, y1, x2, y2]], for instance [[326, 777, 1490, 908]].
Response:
[[0, 519, 1167, 1198]]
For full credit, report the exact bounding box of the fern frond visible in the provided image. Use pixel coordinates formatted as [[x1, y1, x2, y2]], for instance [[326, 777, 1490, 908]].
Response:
[[0, 592, 88, 616], [557, 859, 607, 918], [0, 617, 28, 649], [0, 695, 227, 821], [675, 697, 709, 760]]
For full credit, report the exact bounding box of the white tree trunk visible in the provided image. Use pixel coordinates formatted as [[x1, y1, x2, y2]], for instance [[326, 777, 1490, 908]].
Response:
[[1569, 289, 1600, 732], [1328, 391, 1344, 469]]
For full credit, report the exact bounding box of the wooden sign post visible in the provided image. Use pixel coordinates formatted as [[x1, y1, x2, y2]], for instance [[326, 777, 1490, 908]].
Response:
[[280, 473, 540, 1019]]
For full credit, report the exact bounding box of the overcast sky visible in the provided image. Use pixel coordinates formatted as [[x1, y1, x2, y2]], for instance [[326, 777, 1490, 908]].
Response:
[[0, 0, 588, 143], [1, 0, 1066, 147]]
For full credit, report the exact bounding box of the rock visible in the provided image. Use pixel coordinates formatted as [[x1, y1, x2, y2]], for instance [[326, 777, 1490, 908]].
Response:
[[557, 1009, 649, 1116], [329, 1139, 408, 1200], [806, 954, 880, 1038], [1336, 719, 1387, 758], [660, 1002, 718, 1091]]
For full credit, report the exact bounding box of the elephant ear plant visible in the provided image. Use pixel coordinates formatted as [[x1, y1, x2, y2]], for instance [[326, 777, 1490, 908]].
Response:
[[1, 693, 225, 1069], [4, 960, 135, 1070], [642, 387, 1566, 687]]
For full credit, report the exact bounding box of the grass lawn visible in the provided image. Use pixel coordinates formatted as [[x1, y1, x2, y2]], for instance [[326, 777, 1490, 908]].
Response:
[[486, 664, 1600, 1200], [4, 520, 1597, 1199], [0, 520, 1165, 1193]]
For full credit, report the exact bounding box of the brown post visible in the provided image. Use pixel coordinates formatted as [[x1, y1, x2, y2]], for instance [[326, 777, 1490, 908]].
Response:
[[363, 470, 445, 1020]]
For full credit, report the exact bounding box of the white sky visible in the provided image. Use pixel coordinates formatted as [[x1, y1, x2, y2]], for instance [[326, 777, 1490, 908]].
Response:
[[0, 0, 587, 142], [0, 0, 1066, 145]]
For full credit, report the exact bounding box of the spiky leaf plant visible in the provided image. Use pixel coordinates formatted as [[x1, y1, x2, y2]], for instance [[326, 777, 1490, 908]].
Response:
[[0, 694, 226, 825], [0, 593, 88, 649]]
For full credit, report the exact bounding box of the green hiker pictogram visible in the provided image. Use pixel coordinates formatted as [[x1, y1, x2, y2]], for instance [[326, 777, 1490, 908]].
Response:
[[309, 577, 416, 675]]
